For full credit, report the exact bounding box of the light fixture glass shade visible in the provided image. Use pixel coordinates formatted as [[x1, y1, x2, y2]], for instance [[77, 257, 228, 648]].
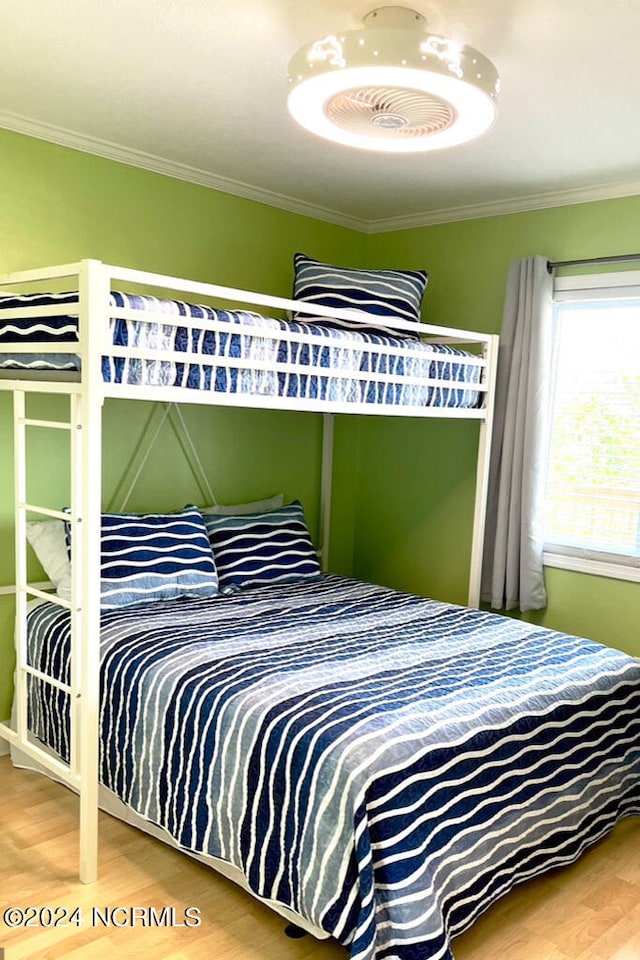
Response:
[[287, 6, 499, 153]]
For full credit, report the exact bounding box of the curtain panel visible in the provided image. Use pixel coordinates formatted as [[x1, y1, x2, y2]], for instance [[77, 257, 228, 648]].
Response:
[[481, 255, 553, 611]]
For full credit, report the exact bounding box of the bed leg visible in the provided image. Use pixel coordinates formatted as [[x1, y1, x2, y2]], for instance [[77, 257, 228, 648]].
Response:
[[284, 923, 307, 939]]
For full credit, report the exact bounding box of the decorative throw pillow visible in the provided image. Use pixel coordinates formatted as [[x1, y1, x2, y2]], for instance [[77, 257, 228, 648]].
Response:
[[292, 252, 428, 337], [64, 507, 219, 610], [202, 500, 322, 593], [199, 493, 284, 516]]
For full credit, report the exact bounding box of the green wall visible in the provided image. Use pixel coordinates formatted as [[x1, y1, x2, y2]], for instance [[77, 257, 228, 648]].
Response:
[[0, 128, 365, 721], [1, 126, 639, 724], [357, 199, 640, 657]]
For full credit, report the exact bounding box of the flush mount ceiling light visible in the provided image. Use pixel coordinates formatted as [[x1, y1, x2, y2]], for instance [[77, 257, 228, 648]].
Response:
[[287, 6, 499, 153]]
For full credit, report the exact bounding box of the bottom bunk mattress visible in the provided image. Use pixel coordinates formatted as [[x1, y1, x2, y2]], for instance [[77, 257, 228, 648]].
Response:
[[24, 575, 640, 960]]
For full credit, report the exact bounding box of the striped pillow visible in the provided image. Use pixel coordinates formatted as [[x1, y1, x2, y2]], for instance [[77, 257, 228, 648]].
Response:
[[202, 500, 322, 593], [292, 253, 428, 337], [65, 507, 219, 609]]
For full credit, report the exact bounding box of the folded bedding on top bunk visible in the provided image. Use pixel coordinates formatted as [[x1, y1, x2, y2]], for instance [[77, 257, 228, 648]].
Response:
[[0, 291, 482, 408], [24, 574, 640, 960], [0, 291, 81, 372]]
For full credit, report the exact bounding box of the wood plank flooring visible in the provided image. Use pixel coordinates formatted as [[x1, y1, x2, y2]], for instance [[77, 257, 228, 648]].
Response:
[[1, 756, 639, 960]]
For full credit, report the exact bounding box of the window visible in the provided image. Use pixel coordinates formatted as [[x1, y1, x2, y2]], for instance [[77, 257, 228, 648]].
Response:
[[543, 270, 640, 582]]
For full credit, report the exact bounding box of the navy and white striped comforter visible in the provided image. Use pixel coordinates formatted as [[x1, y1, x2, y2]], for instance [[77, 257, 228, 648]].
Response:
[[0, 292, 481, 408], [26, 575, 640, 960]]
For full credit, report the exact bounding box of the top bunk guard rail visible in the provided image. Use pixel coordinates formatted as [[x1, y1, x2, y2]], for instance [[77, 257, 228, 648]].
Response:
[[106, 262, 495, 344], [0, 260, 496, 423], [0, 302, 83, 319], [0, 261, 85, 284], [0, 264, 492, 343], [107, 305, 490, 361]]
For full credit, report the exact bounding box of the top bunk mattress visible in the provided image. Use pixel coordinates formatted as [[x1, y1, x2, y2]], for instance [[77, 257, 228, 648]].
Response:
[[0, 291, 484, 410]]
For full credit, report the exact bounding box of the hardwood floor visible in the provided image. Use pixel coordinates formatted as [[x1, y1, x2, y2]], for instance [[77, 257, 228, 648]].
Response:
[[1, 756, 639, 960]]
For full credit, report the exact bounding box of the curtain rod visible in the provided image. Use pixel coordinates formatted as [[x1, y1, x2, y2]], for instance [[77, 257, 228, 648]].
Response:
[[547, 252, 640, 274]]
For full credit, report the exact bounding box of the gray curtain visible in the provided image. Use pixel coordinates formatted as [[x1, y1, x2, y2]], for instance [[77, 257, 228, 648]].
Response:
[[481, 255, 554, 611]]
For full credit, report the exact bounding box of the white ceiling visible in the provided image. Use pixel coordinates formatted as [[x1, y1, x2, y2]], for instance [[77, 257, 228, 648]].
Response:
[[1, 0, 639, 232]]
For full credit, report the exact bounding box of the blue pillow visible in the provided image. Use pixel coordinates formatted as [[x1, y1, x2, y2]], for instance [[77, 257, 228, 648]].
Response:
[[64, 507, 219, 609], [202, 500, 323, 593], [292, 253, 428, 338]]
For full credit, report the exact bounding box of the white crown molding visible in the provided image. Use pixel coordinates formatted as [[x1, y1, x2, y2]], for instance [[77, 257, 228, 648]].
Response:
[[0, 110, 368, 234], [365, 178, 640, 233], [1, 109, 640, 236]]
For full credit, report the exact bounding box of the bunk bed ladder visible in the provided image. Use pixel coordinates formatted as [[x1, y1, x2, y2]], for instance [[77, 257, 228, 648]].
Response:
[[0, 260, 106, 883], [5, 384, 102, 882], [8, 389, 81, 786]]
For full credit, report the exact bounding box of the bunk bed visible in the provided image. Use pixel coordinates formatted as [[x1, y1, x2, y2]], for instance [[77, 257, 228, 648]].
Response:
[[0, 259, 638, 960]]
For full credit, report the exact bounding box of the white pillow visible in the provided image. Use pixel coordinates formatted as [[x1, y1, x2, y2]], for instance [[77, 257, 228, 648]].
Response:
[[26, 520, 72, 600], [199, 494, 284, 516]]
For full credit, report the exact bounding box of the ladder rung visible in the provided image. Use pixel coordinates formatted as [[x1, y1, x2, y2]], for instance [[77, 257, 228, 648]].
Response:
[[22, 663, 72, 695], [0, 580, 52, 598], [20, 417, 73, 430], [19, 503, 70, 521], [0, 722, 80, 788], [19, 584, 72, 609]]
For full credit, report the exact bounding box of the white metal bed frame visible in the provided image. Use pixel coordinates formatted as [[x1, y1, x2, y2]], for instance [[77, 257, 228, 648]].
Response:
[[0, 258, 499, 886]]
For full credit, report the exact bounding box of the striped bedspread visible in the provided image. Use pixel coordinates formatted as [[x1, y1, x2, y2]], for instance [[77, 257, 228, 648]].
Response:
[[26, 575, 640, 960], [0, 292, 481, 408]]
